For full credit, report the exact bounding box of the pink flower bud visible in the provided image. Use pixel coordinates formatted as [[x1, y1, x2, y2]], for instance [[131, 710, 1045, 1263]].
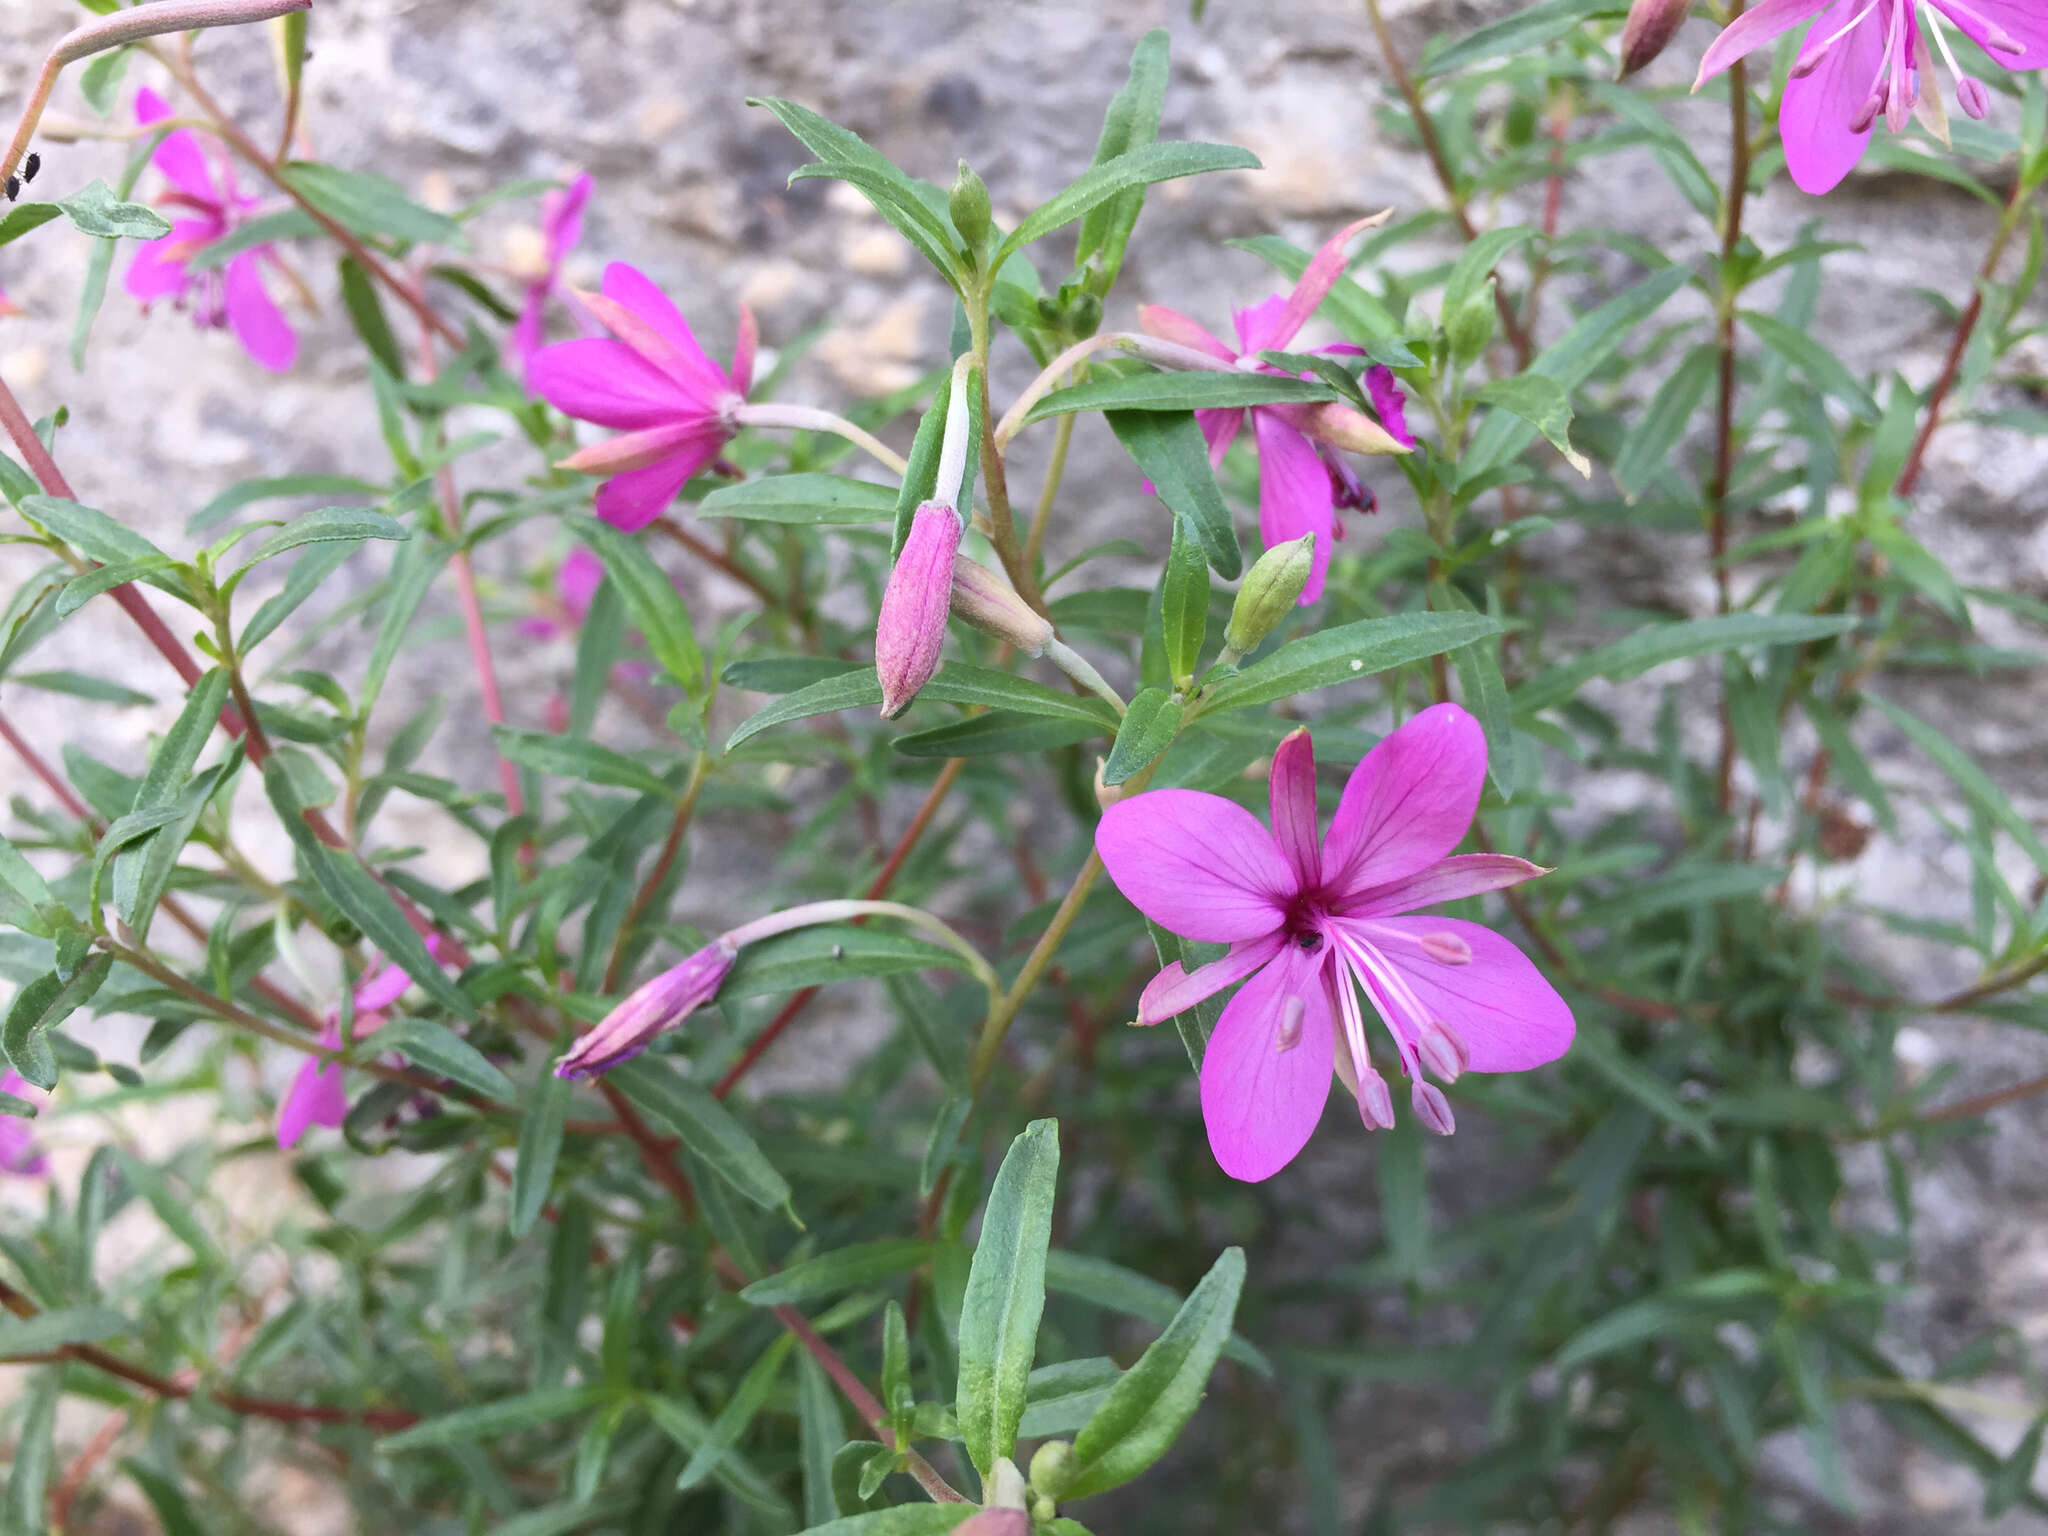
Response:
[[876, 502, 963, 718], [1413, 1081, 1457, 1136], [952, 1511, 1030, 1536], [1957, 75, 1991, 120], [557, 938, 737, 1079], [1618, 0, 1689, 78], [950, 556, 1052, 656]]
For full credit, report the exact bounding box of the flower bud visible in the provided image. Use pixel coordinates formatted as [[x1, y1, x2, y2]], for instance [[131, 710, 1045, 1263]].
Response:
[[950, 161, 992, 251], [1065, 290, 1103, 338], [877, 503, 964, 718], [950, 556, 1053, 656], [952, 1511, 1028, 1536], [1618, 0, 1689, 78], [557, 938, 737, 1079], [1028, 1439, 1076, 1502], [1225, 534, 1316, 652], [1445, 278, 1496, 372]]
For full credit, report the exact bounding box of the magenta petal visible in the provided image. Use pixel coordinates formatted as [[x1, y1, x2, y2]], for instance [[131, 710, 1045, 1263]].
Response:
[[1268, 214, 1381, 353], [1252, 412, 1335, 604], [124, 240, 192, 303], [1198, 407, 1244, 468], [1779, 0, 1883, 194], [1342, 854, 1547, 917], [278, 1029, 349, 1149], [1199, 942, 1334, 1181], [558, 547, 605, 621], [353, 960, 411, 1014], [1138, 304, 1235, 361], [602, 262, 725, 392], [1694, 0, 1832, 83], [223, 252, 296, 372], [544, 172, 594, 264], [136, 87, 220, 205], [1137, 932, 1286, 1025], [1267, 728, 1322, 891], [1365, 366, 1416, 448], [530, 338, 701, 430], [1938, 0, 2048, 69], [512, 289, 548, 376], [1371, 916, 1575, 1073], [1321, 703, 1487, 897], [593, 436, 720, 531], [1097, 789, 1296, 943], [1232, 294, 1291, 357]]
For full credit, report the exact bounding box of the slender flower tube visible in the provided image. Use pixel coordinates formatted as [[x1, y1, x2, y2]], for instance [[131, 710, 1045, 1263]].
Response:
[[1137, 214, 1413, 604], [557, 898, 999, 1079], [126, 86, 297, 371], [530, 261, 754, 530], [1096, 707, 1574, 1181], [1694, 0, 2048, 193], [950, 555, 1053, 656]]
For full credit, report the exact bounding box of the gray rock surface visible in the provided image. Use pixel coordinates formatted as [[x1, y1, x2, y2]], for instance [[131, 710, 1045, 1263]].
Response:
[[4, 0, 2048, 1528]]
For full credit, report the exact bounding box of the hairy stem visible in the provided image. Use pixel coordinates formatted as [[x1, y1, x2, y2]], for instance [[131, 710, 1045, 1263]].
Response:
[[1709, 29, 1750, 818], [1024, 408, 1075, 574]]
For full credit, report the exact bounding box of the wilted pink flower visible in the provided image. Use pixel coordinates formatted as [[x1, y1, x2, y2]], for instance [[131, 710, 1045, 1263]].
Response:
[[1695, 0, 2048, 193], [1139, 215, 1414, 605], [876, 502, 964, 718], [530, 262, 755, 531], [1095, 705, 1574, 1181], [556, 937, 738, 1079], [277, 953, 418, 1149], [125, 87, 297, 372], [0, 1072, 48, 1179]]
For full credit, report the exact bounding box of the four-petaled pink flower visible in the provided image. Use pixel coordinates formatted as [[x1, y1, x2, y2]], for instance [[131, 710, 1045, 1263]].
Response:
[[277, 955, 416, 1150], [1095, 704, 1574, 1182], [125, 87, 297, 372], [530, 262, 755, 531], [510, 172, 593, 378], [1696, 0, 2048, 194], [1139, 215, 1416, 606], [0, 1071, 48, 1179]]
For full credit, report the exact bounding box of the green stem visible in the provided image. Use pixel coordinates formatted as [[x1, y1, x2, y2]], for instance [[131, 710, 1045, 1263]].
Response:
[[1024, 408, 1076, 575], [965, 297, 1045, 616]]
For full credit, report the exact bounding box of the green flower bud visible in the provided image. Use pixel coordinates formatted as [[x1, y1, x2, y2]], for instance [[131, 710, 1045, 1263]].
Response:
[[1027, 1439, 1076, 1503], [1224, 534, 1316, 655], [1446, 276, 1496, 373], [950, 161, 992, 252], [1065, 290, 1102, 338]]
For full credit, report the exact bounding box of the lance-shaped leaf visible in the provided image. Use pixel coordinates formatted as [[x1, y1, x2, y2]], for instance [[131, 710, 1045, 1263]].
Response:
[[956, 1118, 1060, 1479], [1511, 613, 1858, 715], [1075, 28, 1170, 293], [1027, 371, 1335, 423], [1063, 1246, 1245, 1499], [1204, 611, 1503, 712], [994, 141, 1260, 267], [609, 1056, 793, 1215], [699, 473, 897, 525], [1107, 411, 1240, 578], [4, 955, 112, 1090], [571, 516, 704, 694], [740, 1239, 934, 1307]]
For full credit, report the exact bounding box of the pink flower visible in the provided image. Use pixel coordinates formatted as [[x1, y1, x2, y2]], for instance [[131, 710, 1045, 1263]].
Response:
[[276, 955, 415, 1150], [1138, 216, 1415, 605], [517, 547, 606, 640], [125, 87, 297, 372], [0, 1072, 48, 1179], [510, 172, 593, 377], [876, 502, 964, 718], [1095, 705, 1575, 1181], [530, 262, 755, 531], [1695, 0, 2048, 194]]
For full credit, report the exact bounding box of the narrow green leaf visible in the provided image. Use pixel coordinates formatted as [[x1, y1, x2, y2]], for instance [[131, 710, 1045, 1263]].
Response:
[[373, 1016, 514, 1100], [1160, 520, 1209, 688], [1613, 345, 1717, 497], [1065, 1246, 1246, 1499], [238, 506, 408, 571], [1107, 409, 1241, 577], [956, 1118, 1060, 1478], [1045, 1248, 1269, 1374], [0, 1306, 132, 1354], [893, 712, 1103, 759], [510, 1071, 571, 1239], [55, 555, 173, 618], [55, 179, 170, 240], [191, 473, 381, 535], [0, 203, 62, 248], [609, 1056, 793, 1214], [337, 254, 405, 377], [727, 668, 883, 751], [797, 1353, 844, 1528], [5, 955, 111, 1090], [111, 1148, 221, 1268], [1741, 309, 1882, 421], [1102, 689, 1181, 786], [1473, 375, 1589, 476], [490, 727, 673, 798], [279, 162, 465, 246], [1204, 611, 1503, 712], [698, 473, 897, 524], [1075, 28, 1170, 291], [996, 141, 1260, 266], [4, 1371, 58, 1532], [677, 1335, 794, 1491], [380, 1386, 607, 1450], [1869, 695, 2048, 869], [571, 516, 703, 692], [722, 926, 965, 999], [1512, 613, 1857, 715], [739, 1240, 933, 1306], [1029, 371, 1336, 423]]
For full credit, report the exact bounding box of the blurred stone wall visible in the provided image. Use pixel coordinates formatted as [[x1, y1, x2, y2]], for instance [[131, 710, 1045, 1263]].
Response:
[[3, 0, 2048, 1529]]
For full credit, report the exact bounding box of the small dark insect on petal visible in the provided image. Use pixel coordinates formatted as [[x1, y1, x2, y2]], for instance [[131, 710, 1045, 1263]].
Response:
[[3, 177, 17, 203], [21, 153, 38, 184]]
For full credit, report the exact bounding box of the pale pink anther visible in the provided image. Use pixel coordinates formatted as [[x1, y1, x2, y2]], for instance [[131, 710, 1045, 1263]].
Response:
[[1096, 704, 1574, 1181]]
